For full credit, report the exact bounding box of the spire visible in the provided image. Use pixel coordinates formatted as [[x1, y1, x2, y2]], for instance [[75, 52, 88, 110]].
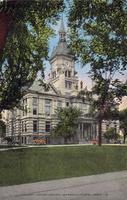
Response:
[[59, 18, 66, 42], [49, 18, 74, 61]]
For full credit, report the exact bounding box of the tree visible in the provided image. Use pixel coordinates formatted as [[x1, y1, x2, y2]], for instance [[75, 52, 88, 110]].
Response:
[[67, 0, 127, 146], [0, 0, 64, 112], [104, 127, 119, 143], [77, 87, 92, 102], [52, 106, 82, 143], [119, 108, 127, 143], [0, 120, 6, 138], [0, 12, 12, 56]]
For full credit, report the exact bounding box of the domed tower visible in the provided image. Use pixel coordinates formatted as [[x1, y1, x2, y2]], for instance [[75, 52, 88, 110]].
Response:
[[48, 20, 78, 96]]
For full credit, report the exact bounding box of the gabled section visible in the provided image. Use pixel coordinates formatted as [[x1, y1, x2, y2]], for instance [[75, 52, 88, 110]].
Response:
[[28, 80, 60, 96]]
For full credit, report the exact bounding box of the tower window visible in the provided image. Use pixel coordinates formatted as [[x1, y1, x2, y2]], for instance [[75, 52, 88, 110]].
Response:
[[52, 71, 56, 78], [68, 82, 72, 89], [65, 81, 72, 89], [65, 81, 67, 88], [65, 70, 71, 78]]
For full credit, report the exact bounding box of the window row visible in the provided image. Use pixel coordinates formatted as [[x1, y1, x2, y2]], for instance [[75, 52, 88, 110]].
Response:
[[21, 120, 51, 133], [23, 99, 63, 116], [52, 70, 72, 79]]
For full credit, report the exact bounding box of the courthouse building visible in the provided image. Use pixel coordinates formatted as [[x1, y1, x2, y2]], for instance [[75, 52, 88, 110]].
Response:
[[3, 21, 98, 144]]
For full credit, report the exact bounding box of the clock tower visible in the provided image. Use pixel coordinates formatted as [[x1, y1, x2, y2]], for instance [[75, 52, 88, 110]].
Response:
[[48, 20, 79, 96]]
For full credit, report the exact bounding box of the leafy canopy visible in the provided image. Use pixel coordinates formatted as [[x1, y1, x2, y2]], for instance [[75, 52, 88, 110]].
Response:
[[52, 106, 82, 139], [119, 108, 127, 135], [104, 127, 118, 141], [67, 0, 127, 145], [0, 120, 6, 137], [68, 0, 127, 114], [0, 0, 64, 112]]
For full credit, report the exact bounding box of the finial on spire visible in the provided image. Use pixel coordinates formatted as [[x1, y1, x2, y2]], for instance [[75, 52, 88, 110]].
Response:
[[59, 17, 66, 42]]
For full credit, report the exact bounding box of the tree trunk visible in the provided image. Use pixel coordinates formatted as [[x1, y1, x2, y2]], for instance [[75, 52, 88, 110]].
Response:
[[64, 137, 67, 144], [98, 116, 102, 146], [123, 134, 126, 144], [0, 12, 12, 57]]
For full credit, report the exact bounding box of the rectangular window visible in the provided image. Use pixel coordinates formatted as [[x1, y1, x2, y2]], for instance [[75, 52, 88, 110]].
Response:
[[65, 71, 67, 77], [22, 121, 24, 132], [45, 106, 50, 116], [57, 100, 62, 108], [68, 71, 71, 77], [45, 99, 51, 116], [21, 121, 27, 133], [66, 102, 69, 107], [33, 97, 38, 105], [80, 123, 82, 130], [23, 105, 27, 116], [33, 107, 37, 115], [65, 81, 68, 88], [23, 98, 27, 105], [45, 121, 51, 132], [23, 98, 27, 116], [68, 82, 72, 89], [45, 99, 51, 104], [24, 121, 27, 132], [33, 120, 38, 132]]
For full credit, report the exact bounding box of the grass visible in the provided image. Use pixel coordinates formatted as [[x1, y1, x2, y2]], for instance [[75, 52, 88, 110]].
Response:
[[0, 145, 127, 186]]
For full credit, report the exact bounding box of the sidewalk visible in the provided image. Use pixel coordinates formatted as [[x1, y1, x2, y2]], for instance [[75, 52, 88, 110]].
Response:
[[0, 170, 127, 200], [0, 143, 127, 151]]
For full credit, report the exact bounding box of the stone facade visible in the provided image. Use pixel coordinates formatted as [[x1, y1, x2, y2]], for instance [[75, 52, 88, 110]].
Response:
[[3, 21, 98, 144], [119, 96, 127, 111]]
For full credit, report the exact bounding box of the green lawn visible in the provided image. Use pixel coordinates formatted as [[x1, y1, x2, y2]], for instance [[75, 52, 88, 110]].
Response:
[[0, 145, 127, 186]]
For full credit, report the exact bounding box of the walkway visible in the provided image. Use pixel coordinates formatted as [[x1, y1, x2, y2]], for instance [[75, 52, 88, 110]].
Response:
[[0, 171, 127, 200], [0, 143, 127, 151]]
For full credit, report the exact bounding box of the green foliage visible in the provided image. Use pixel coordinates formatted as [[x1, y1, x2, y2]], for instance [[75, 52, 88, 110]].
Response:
[[104, 127, 118, 142], [0, 120, 6, 137], [0, 146, 127, 186], [119, 108, 127, 142], [68, 0, 127, 113], [0, 0, 64, 112], [68, 0, 127, 145], [52, 106, 82, 141], [77, 87, 92, 102]]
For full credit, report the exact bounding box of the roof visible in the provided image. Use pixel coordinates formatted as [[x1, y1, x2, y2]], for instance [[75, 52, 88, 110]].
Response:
[[28, 80, 60, 96], [49, 41, 74, 61], [49, 20, 74, 61]]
